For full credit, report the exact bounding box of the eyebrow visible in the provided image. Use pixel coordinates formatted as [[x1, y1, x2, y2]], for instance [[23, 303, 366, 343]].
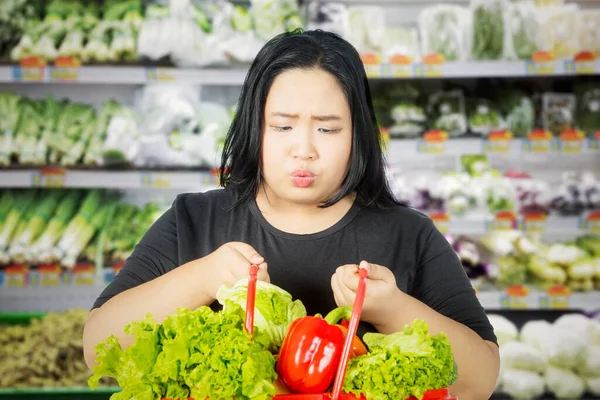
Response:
[[271, 112, 342, 122]]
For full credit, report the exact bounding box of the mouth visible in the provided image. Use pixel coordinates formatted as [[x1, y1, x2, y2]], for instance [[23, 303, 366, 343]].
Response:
[[290, 170, 316, 187]]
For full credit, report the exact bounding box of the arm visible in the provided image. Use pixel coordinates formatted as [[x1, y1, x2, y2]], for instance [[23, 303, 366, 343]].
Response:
[[371, 223, 500, 400], [82, 205, 267, 369]]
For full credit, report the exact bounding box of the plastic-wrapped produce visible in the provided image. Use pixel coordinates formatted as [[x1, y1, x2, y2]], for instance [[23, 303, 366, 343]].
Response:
[[500, 341, 547, 374], [538, 4, 580, 58], [544, 366, 586, 400], [542, 93, 576, 136], [251, 0, 303, 41], [381, 26, 420, 61], [575, 82, 600, 138], [550, 171, 600, 216], [467, 98, 504, 137], [505, 1, 542, 60], [487, 314, 518, 348], [388, 83, 426, 138], [418, 5, 469, 61], [506, 174, 552, 215], [501, 369, 545, 400], [579, 11, 600, 57], [345, 6, 385, 55], [428, 90, 468, 137], [497, 90, 535, 138], [305, 2, 348, 39], [469, 0, 510, 60]]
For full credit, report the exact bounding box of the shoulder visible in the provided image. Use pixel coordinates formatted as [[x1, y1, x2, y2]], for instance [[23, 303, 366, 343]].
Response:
[[171, 187, 237, 216]]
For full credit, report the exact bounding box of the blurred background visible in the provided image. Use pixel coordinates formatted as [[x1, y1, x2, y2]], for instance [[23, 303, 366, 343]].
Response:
[[0, 0, 600, 399]]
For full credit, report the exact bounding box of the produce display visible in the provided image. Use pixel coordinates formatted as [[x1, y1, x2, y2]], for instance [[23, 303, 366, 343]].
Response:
[[0, 91, 230, 168], [489, 313, 600, 399], [452, 231, 600, 291], [0, 309, 115, 388], [0, 189, 165, 269], [89, 280, 458, 400]]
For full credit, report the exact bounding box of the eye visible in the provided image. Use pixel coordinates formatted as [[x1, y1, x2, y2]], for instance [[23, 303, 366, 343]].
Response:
[[318, 128, 341, 134], [271, 125, 292, 132]]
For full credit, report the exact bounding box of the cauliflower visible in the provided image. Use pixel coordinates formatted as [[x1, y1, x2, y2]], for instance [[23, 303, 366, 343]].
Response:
[[500, 341, 547, 373], [554, 313, 596, 344], [545, 365, 586, 399], [488, 314, 518, 347], [501, 369, 545, 400], [520, 320, 586, 369]]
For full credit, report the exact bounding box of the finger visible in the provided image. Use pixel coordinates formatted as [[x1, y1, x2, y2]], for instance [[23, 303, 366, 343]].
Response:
[[341, 265, 360, 292], [331, 273, 346, 306], [257, 263, 270, 283], [332, 270, 355, 305], [228, 242, 264, 265], [361, 261, 390, 281]]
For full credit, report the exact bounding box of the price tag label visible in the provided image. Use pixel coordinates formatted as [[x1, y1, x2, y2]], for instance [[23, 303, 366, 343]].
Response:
[[558, 129, 585, 153], [32, 168, 66, 188], [523, 130, 554, 153], [430, 212, 450, 233], [520, 213, 547, 232], [483, 131, 513, 153], [421, 54, 444, 77], [573, 51, 596, 74], [591, 131, 600, 150], [141, 172, 172, 188], [486, 211, 518, 231], [580, 211, 600, 234], [146, 67, 176, 82], [418, 130, 447, 154], [4, 266, 29, 288], [12, 57, 47, 82], [50, 57, 80, 82], [72, 264, 96, 286], [389, 55, 414, 78], [539, 285, 571, 309], [361, 54, 382, 78], [501, 285, 529, 309], [526, 52, 555, 75]]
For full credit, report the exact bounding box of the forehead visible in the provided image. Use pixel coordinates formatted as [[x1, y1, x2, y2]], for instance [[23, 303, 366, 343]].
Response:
[[265, 68, 349, 115]]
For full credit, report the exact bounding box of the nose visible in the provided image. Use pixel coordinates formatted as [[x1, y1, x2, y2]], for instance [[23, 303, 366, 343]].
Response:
[[291, 126, 317, 160]]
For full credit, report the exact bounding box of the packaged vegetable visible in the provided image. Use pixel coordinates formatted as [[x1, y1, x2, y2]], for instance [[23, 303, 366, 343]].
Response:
[[305, 2, 349, 39], [538, 4, 580, 58], [418, 5, 469, 62], [381, 26, 420, 61], [500, 369, 545, 400], [542, 93, 576, 136], [469, 0, 509, 60], [89, 305, 277, 400], [388, 83, 426, 138], [250, 0, 302, 41], [342, 320, 458, 400], [216, 279, 307, 353], [428, 90, 468, 137], [467, 98, 504, 136], [345, 6, 385, 56], [575, 82, 600, 138], [497, 90, 535, 138], [579, 11, 600, 57], [505, 1, 542, 60]]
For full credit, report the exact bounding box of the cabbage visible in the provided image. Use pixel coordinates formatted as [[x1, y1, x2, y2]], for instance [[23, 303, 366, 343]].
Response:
[[487, 314, 518, 348], [216, 279, 306, 353], [501, 369, 545, 400], [545, 366, 586, 400], [500, 341, 546, 373]]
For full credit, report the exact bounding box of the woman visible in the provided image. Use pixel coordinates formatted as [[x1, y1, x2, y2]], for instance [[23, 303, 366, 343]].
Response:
[[83, 30, 499, 399]]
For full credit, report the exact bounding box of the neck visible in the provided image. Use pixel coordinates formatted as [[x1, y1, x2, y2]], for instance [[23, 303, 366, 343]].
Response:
[[255, 184, 356, 235]]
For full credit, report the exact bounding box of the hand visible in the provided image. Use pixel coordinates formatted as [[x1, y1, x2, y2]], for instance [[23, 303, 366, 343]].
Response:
[[331, 260, 402, 328], [199, 242, 270, 301]]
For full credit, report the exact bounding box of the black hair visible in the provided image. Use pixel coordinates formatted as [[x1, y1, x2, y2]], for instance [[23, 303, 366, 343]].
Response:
[[219, 29, 400, 209]]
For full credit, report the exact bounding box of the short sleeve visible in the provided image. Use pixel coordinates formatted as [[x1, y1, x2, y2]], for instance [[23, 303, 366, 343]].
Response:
[[92, 205, 179, 310], [410, 219, 498, 346]]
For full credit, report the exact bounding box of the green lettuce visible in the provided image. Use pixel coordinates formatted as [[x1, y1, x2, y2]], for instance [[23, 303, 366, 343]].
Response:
[[89, 304, 277, 400], [343, 320, 458, 400], [216, 279, 306, 353]]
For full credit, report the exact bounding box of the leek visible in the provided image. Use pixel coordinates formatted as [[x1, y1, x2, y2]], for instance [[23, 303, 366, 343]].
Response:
[[0, 93, 21, 166], [13, 100, 45, 164], [83, 100, 122, 165], [0, 191, 38, 263], [51, 102, 95, 163]]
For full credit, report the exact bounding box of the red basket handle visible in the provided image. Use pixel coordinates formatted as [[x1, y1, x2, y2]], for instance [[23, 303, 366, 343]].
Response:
[[331, 267, 368, 400], [245, 265, 259, 335]]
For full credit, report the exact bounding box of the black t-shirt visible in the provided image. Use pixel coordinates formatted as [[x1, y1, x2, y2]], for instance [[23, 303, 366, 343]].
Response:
[[93, 188, 497, 345]]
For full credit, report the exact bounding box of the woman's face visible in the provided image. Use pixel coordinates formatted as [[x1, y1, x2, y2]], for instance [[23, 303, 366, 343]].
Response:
[[261, 68, 352, 206]]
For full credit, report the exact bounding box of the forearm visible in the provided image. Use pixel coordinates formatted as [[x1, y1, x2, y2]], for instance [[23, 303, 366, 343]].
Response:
[[373, 290, 500, 400], [83, 258, 213, 369]]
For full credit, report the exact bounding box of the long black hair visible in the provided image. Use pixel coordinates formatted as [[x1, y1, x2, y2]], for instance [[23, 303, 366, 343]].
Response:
[[220, 29, 399, 209]]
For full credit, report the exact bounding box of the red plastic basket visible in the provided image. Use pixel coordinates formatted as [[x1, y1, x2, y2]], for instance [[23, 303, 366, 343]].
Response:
[[161, 265, 456, 400]]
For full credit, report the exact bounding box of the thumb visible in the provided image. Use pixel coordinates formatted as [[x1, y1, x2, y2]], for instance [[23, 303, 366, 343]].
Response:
[[227, 242, 265, 265], [360, 261, 389, 281]]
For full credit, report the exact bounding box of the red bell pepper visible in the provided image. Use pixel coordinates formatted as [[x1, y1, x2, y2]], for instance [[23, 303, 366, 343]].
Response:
[[276, 315, 346, 394], [324, 307, 368, 357]]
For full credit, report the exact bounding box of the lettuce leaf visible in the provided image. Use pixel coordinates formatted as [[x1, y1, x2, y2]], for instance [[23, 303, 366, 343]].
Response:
[[343, 320, 458, 400], [216, 279, 307, 353], [89, 304, 277, 400]]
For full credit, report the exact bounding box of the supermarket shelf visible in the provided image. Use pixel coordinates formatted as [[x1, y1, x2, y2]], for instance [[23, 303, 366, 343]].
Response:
[[0, 58, 598, 85], [0, 168, 219, 190], [386, 137, 600, 158], [1, 284, 599, 312], [477, 289, 600, 312]]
